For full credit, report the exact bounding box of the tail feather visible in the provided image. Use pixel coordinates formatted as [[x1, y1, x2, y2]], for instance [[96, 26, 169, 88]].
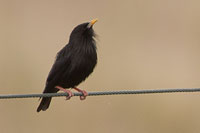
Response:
[[37, 85, 59, 112], [37, 97, 52, 112]]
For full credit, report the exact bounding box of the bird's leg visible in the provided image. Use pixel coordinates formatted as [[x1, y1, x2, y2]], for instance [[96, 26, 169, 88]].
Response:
[[73, 87, 88, 100], [55, 86, 74, 100]]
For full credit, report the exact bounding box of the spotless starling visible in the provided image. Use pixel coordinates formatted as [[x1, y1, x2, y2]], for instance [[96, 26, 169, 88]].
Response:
[[37, 19, 98, 112]]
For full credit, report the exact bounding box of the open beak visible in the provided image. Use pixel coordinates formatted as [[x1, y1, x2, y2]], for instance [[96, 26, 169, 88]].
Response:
[[87, 18, 98, 28]]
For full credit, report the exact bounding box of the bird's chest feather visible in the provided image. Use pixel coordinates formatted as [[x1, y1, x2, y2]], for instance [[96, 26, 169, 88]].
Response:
[[60, 48, 97, 87], [71, 50, 97, 73]]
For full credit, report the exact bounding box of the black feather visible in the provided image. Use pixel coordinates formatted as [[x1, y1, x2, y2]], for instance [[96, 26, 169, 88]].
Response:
[[37, 22, 97, 112]]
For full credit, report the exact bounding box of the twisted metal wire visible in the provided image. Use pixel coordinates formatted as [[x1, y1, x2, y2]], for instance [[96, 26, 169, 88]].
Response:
[[0, 88, 200, 99]]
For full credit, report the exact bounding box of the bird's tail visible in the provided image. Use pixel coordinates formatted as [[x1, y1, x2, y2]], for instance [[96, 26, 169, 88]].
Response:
[[37, 97, 52, 112], [37, 86, 59, 112]]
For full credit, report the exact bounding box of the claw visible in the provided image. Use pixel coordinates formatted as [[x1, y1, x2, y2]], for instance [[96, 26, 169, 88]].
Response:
[[73, 87, 88, 100], [56, 86, 74, 100]]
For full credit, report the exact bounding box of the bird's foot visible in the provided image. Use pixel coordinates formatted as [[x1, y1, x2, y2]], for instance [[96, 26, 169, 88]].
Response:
[[73, 87, 88, 100], [56, 86, 74, 100]]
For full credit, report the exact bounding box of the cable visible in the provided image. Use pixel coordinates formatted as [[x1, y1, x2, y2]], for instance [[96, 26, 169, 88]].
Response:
[[0, 88, 200, 99]]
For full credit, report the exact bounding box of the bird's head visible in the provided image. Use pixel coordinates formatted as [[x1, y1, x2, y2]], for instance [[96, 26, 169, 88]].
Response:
[[69, 19, 98, 44]]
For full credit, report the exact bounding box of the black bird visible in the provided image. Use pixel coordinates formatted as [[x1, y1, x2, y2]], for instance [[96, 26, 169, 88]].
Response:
[[37, 19, 98, 112]]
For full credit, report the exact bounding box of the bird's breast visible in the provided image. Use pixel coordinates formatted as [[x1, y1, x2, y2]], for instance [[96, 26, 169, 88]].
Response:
[[59, 48, 97, 88]]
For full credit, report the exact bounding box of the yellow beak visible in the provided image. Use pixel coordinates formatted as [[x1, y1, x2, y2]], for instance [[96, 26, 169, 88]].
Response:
[[87, 18, 98, 28], [90, 18, 98, 25]]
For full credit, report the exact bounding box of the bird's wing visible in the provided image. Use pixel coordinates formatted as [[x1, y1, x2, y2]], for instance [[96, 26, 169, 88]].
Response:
[[46, 45, 70, 82], [43, 46, 71, 93], [46, 58, 69, 83]]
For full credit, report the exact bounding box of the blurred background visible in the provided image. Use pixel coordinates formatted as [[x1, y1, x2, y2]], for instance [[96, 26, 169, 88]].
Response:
[[0, 0, 200, 133]]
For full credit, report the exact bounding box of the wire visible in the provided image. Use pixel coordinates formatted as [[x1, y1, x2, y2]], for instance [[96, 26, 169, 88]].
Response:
[[0, 88, 200, 99]]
